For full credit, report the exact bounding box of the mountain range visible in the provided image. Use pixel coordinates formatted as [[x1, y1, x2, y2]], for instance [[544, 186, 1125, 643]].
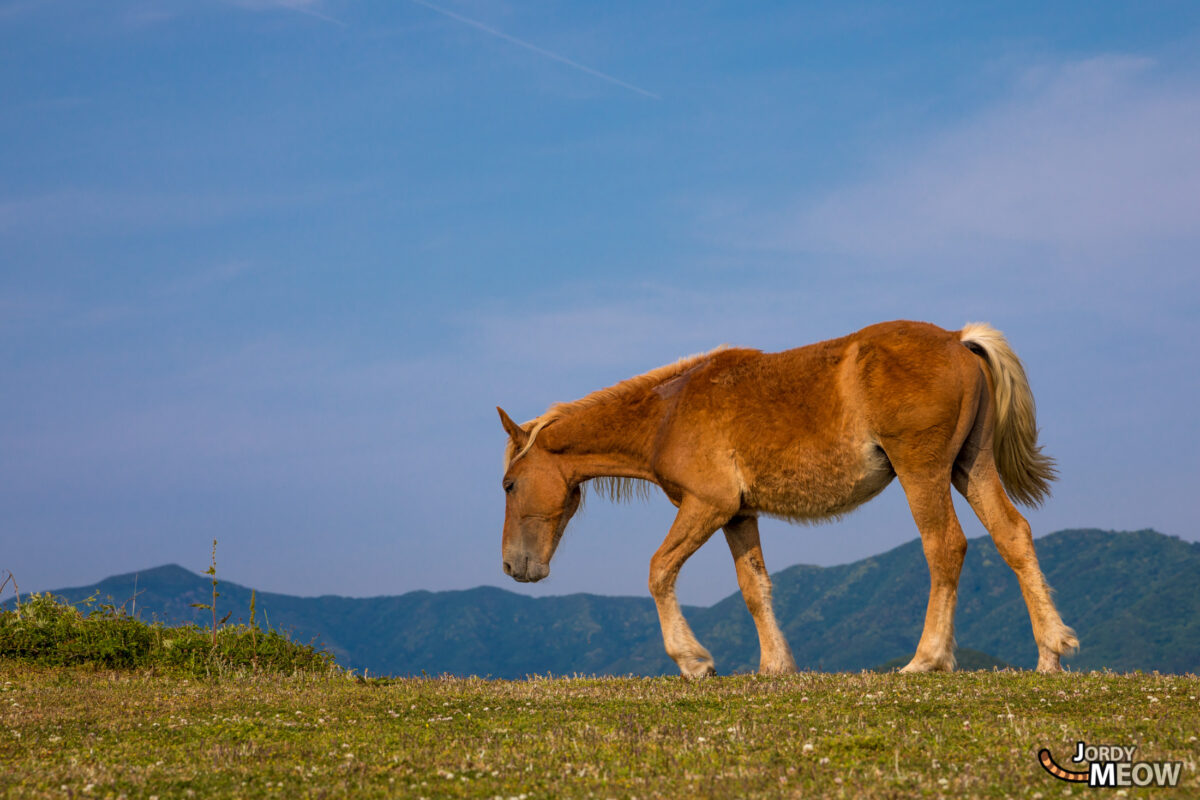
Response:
[[11, 529, 1198, 676]]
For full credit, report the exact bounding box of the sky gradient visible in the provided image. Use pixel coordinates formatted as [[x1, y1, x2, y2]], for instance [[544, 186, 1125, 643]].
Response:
[[2, 0, 1198, 605]]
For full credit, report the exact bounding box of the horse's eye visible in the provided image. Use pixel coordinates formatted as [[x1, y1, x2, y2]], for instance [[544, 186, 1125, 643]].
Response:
[[503, 479, 516, 494]]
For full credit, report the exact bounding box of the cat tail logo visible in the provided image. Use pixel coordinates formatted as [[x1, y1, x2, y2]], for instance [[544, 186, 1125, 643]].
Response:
[[1038, 749, 1089, 783], [1039, 742, 1183, 788]]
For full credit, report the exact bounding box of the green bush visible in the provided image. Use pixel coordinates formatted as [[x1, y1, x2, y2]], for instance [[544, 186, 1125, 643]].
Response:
[[0, 593, 336, 677]]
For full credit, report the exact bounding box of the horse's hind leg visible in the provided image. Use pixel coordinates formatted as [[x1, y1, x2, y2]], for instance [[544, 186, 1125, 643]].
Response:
[[649, 496, 730, 678], [896, 473, 967, 672], [723, 515, 796, 675], [954, 460, 1078, 672]]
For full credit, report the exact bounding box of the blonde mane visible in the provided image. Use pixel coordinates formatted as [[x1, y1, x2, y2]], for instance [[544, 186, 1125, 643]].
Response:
[[502, 347, 727, 500]]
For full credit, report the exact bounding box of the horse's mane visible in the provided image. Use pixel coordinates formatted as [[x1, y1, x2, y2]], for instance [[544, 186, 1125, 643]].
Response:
[[502, 347, 726, 501]]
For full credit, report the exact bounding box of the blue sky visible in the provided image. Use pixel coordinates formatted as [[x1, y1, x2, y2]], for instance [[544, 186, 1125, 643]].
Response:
[[2, 0, 1198, 605]]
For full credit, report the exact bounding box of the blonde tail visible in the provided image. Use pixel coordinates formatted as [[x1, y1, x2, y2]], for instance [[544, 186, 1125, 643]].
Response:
[[960, 323, 1057, 507]]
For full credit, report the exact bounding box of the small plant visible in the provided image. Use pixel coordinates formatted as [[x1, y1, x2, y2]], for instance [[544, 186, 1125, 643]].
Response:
[[249, 588, 258, 669], [130, 572, 140, 618], [188, 539, 220, 648]]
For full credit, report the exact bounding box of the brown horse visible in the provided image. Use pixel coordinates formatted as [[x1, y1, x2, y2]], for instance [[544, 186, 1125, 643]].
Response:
[[497, 320, 1078, 676]]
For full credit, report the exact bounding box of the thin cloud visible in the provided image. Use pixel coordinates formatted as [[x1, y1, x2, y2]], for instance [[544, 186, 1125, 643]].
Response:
[[0, 0, 46, 19], [0, 183, 358, 236], [410, 0, 659, 100], [158, 259, 254, 298], [763, 56, 1200, 260], [225, 0, 346, 26]]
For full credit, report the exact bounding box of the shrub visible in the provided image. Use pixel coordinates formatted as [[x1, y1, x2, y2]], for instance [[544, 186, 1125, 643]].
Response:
[[0, 593, 336, 677]]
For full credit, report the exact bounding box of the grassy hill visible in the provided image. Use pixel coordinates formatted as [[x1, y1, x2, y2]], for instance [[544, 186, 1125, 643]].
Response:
[[4, 664, 1198, 799], [16, 528, 1199, 676]]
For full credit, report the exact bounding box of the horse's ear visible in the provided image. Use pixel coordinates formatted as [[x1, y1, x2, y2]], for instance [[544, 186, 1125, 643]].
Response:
[[497, 407, 529, 449]]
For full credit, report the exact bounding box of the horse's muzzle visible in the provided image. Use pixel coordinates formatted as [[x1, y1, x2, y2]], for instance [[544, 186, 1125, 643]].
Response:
[[503, 554, 549, 583]]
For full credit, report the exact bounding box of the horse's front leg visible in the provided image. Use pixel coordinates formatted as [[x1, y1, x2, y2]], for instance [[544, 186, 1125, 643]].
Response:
[[649, 496, 731, 678], [723, 515, 796, 675]]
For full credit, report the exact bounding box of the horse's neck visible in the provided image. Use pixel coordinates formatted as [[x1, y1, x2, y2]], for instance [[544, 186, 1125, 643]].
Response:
[[540, 394, 663, 484]]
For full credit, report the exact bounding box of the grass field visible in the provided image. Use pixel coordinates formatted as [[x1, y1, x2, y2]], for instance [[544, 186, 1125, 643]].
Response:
[[2, 664, 1197, 799]]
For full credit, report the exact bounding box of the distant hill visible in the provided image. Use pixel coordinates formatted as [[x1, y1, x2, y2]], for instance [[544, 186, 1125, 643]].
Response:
[[9, 529, 1198, 676], [694, 528, 1200, 674]]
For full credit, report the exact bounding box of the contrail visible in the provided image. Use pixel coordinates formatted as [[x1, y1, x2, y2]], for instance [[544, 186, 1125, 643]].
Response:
[[410, 0, 659, 100], [273, 0, 347, 26], [227, 0, 347, 26]]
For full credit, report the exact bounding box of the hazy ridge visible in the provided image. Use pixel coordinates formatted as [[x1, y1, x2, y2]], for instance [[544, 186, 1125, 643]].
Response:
[[19, 528, 1198, 676]]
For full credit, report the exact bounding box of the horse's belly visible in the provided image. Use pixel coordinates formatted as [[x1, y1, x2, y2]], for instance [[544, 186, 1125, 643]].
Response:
[[741, 445, 895, 522]]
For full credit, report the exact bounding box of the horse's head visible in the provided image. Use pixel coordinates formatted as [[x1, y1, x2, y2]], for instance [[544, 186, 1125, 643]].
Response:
[[496, 407, 582, 583]]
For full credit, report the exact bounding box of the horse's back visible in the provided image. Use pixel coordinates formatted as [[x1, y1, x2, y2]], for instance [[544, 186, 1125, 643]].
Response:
[[685, 320, 971, 430], [657, 321, 980, 520]]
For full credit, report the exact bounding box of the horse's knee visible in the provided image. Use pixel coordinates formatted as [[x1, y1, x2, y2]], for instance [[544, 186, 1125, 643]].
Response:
[[648, 559, 674, 599], [925, 532, 967, 583], [947, 532, 968, 562], [992, 519, 1036, 571], [740, 592, 765, 617]]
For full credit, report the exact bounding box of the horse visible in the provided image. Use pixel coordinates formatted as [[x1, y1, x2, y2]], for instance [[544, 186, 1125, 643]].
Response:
[[496, 320, 1078, 676]]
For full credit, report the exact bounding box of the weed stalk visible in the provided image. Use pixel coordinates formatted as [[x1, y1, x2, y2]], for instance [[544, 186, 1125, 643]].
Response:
[[189, 540, 221, 649], [249, 589, 258, 670], [0, 571, 18, 609]]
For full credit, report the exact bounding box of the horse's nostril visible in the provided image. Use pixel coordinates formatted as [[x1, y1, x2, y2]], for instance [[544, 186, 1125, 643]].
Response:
[[503, 561, 512, 575]]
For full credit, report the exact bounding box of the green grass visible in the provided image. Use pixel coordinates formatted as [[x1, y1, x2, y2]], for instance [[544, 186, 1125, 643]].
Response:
[[0, 593, 335, 678], [2, 664, 1197, 798]]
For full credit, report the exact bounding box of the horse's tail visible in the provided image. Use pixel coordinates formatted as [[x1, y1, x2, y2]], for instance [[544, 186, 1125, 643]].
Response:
[[959, 323, 1057, 507]]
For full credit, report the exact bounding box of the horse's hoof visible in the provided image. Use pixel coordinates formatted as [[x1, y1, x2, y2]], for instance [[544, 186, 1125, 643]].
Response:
[[759, 662, 797, 676], [899, 655, 955, 673], [681, 660, 717, 679], [1036, 655, 1065, 673]]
